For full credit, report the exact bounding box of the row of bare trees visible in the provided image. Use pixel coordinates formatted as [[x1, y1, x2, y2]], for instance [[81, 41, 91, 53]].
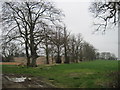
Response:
[[2, 25, 97, 65], [1, 1, 97, 67]]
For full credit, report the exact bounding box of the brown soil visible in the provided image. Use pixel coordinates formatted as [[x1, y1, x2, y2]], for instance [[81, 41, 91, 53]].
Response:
[[2, 74, 56, 88], [0, 62, 21, 65]]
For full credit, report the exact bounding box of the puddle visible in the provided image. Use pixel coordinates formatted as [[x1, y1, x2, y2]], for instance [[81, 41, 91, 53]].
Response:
[[5, 76, 29, 82]]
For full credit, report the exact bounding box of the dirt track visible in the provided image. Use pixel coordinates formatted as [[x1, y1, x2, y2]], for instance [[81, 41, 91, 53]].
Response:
[[2, 74, 55, 88]]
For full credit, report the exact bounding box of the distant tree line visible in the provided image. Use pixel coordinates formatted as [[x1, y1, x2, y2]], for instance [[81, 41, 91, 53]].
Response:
[[1, 27, 97, 63], [96, 52, 117, 60], [2, 42, 25, 62]]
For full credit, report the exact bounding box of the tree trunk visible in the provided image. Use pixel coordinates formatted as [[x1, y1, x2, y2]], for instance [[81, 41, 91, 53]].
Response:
[[46, 44, 49, 64], [63, 28, 69, 64], [56, 46, 61, 63], [30, 25, 37, 67], [31, 56, 37, 67], [30, 45, 37, 67], [64, 45, 69, 64], [51, 54, 54, 64], [75, 52, 79, 63], [25, 40, 30, 66]]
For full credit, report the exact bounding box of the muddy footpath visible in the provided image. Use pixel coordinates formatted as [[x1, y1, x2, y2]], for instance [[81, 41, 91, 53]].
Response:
[[2, 74, 56, 89]]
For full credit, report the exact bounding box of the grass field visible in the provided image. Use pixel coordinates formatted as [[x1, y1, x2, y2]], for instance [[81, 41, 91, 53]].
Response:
[[2, 60, 119, 88]]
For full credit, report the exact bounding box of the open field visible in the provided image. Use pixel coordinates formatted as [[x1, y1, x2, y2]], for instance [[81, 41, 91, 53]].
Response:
[[2, 60, 119, 88], [0, 57, 54, 65], [0, 62, 21, 65]]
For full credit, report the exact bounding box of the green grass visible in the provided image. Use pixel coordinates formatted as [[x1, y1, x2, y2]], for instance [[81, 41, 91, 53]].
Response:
[[0, 65, 2, 73], [2, 60, 119, 88]]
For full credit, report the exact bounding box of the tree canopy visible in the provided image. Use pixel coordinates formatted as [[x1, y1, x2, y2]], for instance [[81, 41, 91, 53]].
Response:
[[89, 1, 120, 32], [1, 1, 64, 67]]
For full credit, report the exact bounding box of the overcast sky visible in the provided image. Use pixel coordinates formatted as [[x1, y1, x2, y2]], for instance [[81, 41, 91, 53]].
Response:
[[52, 0, 118, 57]]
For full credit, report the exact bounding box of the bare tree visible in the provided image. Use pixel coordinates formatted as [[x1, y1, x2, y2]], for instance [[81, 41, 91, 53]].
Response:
[[68, 33, 83, 63], [63, 26, 70, 64], [89, 1, 120, 32], [69, 34, 76, 63], [40, 23, 55, 64], [74, 33, 83, 62], [2, 41, 20, 62], [51, 26, 64, 63], [82, 42, 96, 61], [2, 1, 64, 67], [49, 43, 56, 63]]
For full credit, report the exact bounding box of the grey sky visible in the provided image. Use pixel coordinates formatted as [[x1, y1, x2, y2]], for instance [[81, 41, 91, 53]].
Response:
[[53, 0, 118, 57]]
